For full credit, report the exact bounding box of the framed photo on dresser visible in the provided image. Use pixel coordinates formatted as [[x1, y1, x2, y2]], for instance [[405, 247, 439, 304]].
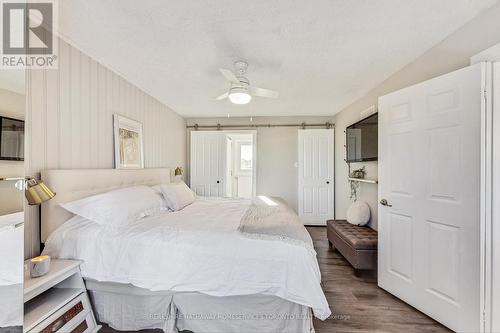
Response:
[[113, 114, 144, 169]]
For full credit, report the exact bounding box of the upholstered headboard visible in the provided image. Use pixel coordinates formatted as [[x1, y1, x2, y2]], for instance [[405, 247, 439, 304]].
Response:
[[40, 168, 171, 242]]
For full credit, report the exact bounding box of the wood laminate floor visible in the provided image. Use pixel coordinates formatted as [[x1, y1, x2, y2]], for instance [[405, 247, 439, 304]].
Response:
[[99, 226, 450, 333], [307, 226, 450, 333]]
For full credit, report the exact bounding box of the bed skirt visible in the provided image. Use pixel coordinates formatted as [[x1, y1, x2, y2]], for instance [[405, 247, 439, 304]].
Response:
[[86, 280, 315, 333]]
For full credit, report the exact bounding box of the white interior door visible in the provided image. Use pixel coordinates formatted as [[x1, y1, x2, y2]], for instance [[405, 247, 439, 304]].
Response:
[[298, 129, 335, 225], [190, 131, 225, 196], [378, 64, 484, 332]]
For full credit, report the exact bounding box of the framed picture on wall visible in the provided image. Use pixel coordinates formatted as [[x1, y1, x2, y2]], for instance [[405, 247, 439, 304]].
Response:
[[113, 114, 144, 169]]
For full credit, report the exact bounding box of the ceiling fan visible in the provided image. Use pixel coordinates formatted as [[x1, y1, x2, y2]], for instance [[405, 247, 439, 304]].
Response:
[[215, 61, 279, 105]]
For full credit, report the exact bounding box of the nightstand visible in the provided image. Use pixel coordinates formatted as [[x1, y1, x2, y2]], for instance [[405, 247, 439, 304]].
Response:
[[23, 259, 101, 333]]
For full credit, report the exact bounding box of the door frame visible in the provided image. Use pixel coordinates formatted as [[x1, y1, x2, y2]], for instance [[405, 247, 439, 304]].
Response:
[[489, 61, 500, 333], [223, 130, 257, 198], [225, 135, 233, 197], [479, 62, 493, 333], [472, 45, 499, 333], [478, 62, 496, 333]]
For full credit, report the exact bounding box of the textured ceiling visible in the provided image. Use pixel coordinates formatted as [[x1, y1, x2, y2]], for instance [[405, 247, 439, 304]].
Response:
[[59, 0, 496, 117]]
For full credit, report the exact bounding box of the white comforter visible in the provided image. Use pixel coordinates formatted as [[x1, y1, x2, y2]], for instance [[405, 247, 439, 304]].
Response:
[[43, 197, 331, 320]]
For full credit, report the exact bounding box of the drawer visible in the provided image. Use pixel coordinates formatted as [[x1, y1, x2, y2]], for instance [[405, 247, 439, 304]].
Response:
[[63, 312, 99, 333], [27, 292, 97, 333]]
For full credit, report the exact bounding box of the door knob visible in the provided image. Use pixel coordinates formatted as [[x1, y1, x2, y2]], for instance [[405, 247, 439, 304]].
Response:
[[380, 198, 392, 207], [326, 181, 330, 184], [216, 180, 220, 184]]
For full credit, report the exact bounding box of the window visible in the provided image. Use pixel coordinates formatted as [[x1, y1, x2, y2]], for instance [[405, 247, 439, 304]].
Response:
[[239, 143, 252, 170]]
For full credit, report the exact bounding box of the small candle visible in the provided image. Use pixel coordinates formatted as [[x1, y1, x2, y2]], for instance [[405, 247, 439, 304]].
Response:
[[31, 255, 49, 263], [30, 255, 51, 278]]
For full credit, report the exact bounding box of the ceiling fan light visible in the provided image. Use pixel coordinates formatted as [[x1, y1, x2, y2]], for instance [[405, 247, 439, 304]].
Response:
[[229, 92, 252, 104], [228, 86, 252, 105]]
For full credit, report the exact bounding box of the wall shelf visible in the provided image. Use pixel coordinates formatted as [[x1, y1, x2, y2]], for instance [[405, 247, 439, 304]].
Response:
[[348, 177, 378, 184]]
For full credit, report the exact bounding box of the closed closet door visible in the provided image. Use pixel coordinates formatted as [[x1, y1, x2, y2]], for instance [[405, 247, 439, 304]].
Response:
[[298, 129, 335, 225], [378, 64, 483, 332], [190, 131, 225, 196]]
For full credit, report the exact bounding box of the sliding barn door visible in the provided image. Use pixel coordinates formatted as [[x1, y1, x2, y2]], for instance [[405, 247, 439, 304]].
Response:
[[378, 64, 484, 332], [190, 131, 225, 196], [298, 129, 335, 225]]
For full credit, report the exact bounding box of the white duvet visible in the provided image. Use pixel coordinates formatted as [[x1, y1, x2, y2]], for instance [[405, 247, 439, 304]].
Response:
[[43, 197, 331, 320]]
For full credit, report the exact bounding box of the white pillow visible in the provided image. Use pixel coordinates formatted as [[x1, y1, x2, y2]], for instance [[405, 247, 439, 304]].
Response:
[[61, 185, 166, 227], [160, 182, 195, 211], [346, 201, 371, 226]]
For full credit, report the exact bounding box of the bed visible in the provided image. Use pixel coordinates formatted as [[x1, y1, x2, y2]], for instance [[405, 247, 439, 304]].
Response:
[[40, 168, 330, 333]]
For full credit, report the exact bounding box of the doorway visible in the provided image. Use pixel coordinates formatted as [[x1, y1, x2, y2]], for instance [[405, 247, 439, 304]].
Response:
[[190, 130, 256, 198], [225, 133, 254, 198]]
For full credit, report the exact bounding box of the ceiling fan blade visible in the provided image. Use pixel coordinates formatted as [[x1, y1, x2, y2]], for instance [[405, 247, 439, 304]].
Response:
[[251, 86, 279, 98], [219, 68, 239, 83], [215, 92, 229, 100]]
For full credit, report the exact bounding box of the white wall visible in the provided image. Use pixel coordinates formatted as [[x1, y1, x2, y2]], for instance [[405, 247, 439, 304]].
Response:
[[333, 2, 500, 230], [186, 116, 334, 211], [25, 38, 187, 258], [334, 110, 379, 229], [0, 88, 25, 215]]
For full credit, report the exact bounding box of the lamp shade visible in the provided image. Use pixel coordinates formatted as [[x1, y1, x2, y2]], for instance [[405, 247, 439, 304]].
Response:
[[25, 179, 56, 205], [228, 86, 252, 105]]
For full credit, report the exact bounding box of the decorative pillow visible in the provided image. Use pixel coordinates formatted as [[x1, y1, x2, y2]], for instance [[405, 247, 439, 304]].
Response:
[[61, 185, 166, 227], [346, 201, 371, 226], [160, 182, 196, 211]]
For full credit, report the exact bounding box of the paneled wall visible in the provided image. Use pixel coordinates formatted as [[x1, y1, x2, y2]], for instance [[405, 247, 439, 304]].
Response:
[[25, 38, 186, 258]]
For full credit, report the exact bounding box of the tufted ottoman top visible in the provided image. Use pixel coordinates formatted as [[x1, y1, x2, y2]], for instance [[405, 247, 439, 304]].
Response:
[[327, 220, 378, 250]]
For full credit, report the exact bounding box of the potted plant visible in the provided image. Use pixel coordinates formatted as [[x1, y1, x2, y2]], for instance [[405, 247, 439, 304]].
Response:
[[349, 166, 366, 201], [350, 166, 366, 179]]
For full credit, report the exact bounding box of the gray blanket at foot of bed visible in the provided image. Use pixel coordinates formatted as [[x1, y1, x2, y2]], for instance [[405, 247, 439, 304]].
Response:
[[238, 196, 314, 251]]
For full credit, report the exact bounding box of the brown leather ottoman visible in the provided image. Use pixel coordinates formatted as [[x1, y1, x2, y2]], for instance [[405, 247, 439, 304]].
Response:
[[326, 220, 378, 272]]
